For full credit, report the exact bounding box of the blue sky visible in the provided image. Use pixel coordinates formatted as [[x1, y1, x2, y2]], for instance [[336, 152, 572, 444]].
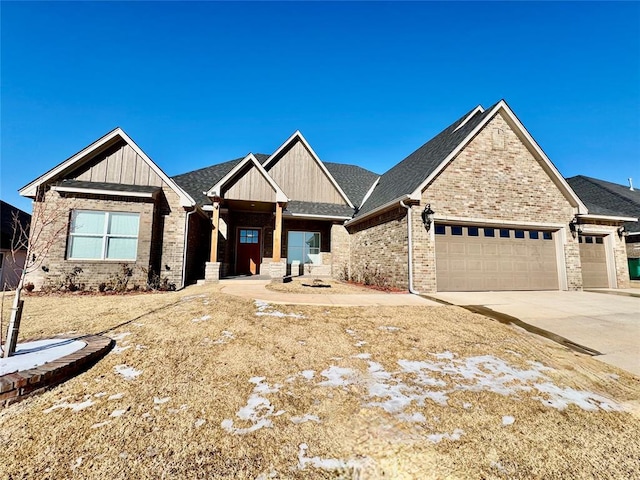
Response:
[[2, 1, 639, 213]]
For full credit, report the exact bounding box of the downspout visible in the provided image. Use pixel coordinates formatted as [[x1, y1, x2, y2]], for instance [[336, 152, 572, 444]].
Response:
[[399, 200, 419, 295], [181, 208, 196, 290]]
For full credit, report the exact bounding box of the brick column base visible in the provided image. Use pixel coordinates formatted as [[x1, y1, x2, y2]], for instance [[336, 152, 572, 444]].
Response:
[[205, 262, 221, 283], [268, 262, 286, 278]]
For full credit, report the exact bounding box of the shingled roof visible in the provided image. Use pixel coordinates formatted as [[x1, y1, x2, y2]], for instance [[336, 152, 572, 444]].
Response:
[[567, 175, 640, 233], [323, 162, 379, 208], [354, 103, 499, 218], [1, 200, 31, 250]]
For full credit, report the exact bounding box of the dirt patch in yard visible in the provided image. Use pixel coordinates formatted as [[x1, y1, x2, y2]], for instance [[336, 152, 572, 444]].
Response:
[[265, 278, 377, 295], [1, 285, 639, 479]]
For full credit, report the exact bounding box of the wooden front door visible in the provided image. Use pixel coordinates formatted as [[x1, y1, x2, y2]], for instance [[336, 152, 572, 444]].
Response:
[[236, 228, 261, 275]]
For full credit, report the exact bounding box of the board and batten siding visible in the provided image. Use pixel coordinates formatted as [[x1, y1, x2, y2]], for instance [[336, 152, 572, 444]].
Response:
[[267, 141, 347, 205], [223, 165, 277, 202], [74, 141, 164, 187]]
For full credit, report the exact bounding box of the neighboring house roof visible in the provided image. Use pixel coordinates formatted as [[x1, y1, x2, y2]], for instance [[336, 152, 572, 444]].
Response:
[[19, 128, 195, 207], [352, 100, 588, 222], [567, 176, 640, 233], [1, 200, 31, 250]]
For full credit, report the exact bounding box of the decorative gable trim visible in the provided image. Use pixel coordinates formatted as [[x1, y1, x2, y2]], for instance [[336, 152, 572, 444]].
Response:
[[19, 128, 196, 207], [262, 131, 355, 208], [205, 153, 288, 203], [453, 105, 484, 132], [408, 100, 588, 214]]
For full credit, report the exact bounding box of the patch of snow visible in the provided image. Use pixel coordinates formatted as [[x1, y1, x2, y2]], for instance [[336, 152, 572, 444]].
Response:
[[318, 366, 357, 387], [397, 412, 426, 423], [0, 339, 86, 376], [502, 415, 515, 426], [110, 408, 129, 418], [211, 331, 234, 345], [45, 398, 95, 413], [355, 341, 367, 347], [462, 402, 473, 409], [114, 364, 142, 380], [192, 314, 211, 323], [194, 418, 206, 428], [71, 457, 83, 470], [112, 345, 131, 354], [301, 370, 315, 380], [133, 323, 145, 327], [108, 393, 124, 400], [254, 300, 305, 318], [378, 325, 400, 332], [427, 428, 464, 444], [297, 443, 372, 473], [154, 397, 170, 405], [352, 353, 371, 359], [434, 351, 455, 360], [290, 414, 321, 424], [91, 421, 110, 429], [110, 332, 131, 341], [345, 329, 356, 336], [94, 392, 106, 398], [135, 344, 148, 350], [255, 469, 278, 480], [222, 378, 283, 435]]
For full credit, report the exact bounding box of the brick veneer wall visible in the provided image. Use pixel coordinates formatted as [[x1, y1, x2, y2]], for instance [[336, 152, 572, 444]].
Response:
[[330, 224, 350, 279], [347, 207, 409, 289], [24, 185, 187, 290], [413, 112, 582, 292]]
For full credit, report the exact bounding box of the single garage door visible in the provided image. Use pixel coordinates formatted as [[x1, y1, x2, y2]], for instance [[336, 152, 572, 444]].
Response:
[[435, 224, 559, 292], [578, 235, 608, 288]]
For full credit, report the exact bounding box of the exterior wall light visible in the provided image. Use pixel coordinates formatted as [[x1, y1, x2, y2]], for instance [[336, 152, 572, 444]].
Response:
[[618, 226, 628, 239], [569, 218, 581, 239], [421, 204, 435, 231]]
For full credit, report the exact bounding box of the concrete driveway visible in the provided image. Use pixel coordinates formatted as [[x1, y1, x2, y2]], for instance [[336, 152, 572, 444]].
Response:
[[430, 290, 640, 377]]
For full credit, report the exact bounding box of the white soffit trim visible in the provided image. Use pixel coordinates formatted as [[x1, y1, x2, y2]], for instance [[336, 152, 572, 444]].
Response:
[[262, 131, 355, 209], [19, 128, 196, 207], [453, 105, 484, 132], [206, 153, 289, 203], [577, 213, 638, 222], [408, 101, 589, 214], [51, 185, 156, 199], [345, 195, 411, 227]]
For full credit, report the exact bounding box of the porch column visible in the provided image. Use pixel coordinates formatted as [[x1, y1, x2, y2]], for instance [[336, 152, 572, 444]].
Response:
[[273, 202, 283, 262], [210, 201, 220, 262]]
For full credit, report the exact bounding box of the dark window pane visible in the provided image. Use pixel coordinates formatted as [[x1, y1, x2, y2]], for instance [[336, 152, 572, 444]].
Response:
[[529, 231, 539, 239], [586, 236, 593, 244], [468, 226, 479, 236], [514, 230, 525, 238], [578, 236, 583, 243], [595, 237, 604, 244], [451, 226, 463, 236], [435, 224, 446, 235], [484, 228, 495, 237], [543, 231, 552, 240], [500, 229, 510, 238]]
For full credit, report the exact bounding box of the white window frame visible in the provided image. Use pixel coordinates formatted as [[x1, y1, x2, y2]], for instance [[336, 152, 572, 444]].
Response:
[[67, 210, 140, 261], [287, 231, 321, 265]]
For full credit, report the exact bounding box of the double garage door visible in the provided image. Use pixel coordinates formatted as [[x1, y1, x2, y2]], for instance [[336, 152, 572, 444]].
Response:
[[435, 224, 559, 292]]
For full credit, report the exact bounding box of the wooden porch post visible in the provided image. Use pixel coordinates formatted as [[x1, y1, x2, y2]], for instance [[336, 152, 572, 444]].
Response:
[[210, 201, 220, 262], [273, 202, 283, 262]]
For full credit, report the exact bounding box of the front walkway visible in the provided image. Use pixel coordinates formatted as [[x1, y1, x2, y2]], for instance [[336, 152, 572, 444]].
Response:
[[219, 279, 442, 307]]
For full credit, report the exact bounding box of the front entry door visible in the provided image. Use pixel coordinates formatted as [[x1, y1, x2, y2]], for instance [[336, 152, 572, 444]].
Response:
[[236, 228, 261, 275]]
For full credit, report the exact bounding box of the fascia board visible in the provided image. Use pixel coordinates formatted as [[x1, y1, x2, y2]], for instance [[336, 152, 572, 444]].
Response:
[[262, 131, 355, 208], [359, 177, 380, 209], [345, 195, 410, 227], [50, 185, 156, 199], [453, 105, 485, 132], [577, 213, 638, 222]]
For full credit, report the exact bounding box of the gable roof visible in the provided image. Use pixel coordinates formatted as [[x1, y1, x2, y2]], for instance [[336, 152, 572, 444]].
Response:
[[206, 153, 288, 203], [19, 128, 195, 207], [567, 175, 640, 233], [352, 100, 587, 221], [263, 131, 355, 208], [1, 200, 31, 250], [323, 162, 379, 208]]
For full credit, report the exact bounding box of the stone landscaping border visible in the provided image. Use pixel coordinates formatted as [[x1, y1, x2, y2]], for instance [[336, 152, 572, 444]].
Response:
[[0, 334, 114, 407]]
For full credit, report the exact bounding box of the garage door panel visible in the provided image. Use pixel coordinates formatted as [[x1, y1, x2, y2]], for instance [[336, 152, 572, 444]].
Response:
[[579, 236, 608, 288], [436, 224, 559, 292]]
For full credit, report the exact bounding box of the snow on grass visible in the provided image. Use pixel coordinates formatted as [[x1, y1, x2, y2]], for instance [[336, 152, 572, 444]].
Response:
[[110, 332, 132, 341], [352, 353, 371, 359], [301, 370, 315, 380], [110, 408, 129, 418], [154, 397, 170, 404], [378, 325, 400, 332], [194, 419, 206, 428], [114, 364, 142, 380], [318, 366, 357, 387], [354, 341, 367, 347], [221, 377, 285, 435], [44, 397, 95, 413], [211, 331, 234, 345], [427, 428, 465, 444], [111, 345, 131, 354], [91, 421, 110, 429], [290, 414, 321, 424], [192, 314, 211, 323], [108, 393, 124, 400], [297, 443, 371, 473], [0, 339, 86, 376], [502, 415, 515, 426], [254, 300, 305, 318]]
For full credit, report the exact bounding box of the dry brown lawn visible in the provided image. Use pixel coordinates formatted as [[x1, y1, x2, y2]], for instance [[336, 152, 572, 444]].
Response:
[[265, 278, 376, 295], [1, 286, 639, 479]]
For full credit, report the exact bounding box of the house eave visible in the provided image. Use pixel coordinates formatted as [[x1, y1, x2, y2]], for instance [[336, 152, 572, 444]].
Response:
[[577, 213, 638, 223], [345, 195, 412, 227], [50, 185, 158, 199]]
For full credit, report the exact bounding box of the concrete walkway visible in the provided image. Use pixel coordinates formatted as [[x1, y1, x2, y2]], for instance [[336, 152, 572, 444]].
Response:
[[219, 279, 442, 307], [431, 290, 640, 377]]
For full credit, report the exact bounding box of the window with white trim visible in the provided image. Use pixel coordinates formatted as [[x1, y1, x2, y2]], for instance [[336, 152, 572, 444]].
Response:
[[287, 231, 321, 265], [68, 210, 140, 260]]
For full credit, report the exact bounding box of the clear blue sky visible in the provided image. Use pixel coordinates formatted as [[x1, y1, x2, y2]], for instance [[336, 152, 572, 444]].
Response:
[[2, 1, 639, 213]]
